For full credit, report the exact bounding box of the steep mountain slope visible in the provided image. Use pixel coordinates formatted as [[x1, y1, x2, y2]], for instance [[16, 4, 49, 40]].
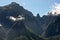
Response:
[[0, 2, 44, 40], [0, 2, 60, 40], [0, 2, 43, 35], [45, 15, 60, 37], [0, 20, 44, 40]]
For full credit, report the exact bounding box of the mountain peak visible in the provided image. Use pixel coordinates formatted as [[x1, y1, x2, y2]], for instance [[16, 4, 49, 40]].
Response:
[[9, 2, 20, 6], [0, 2, 22, 10], [6, 2, 21, 8]]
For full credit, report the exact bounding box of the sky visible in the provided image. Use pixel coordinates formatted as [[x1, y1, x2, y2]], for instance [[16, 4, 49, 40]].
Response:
[[0, 0, 60, 16]]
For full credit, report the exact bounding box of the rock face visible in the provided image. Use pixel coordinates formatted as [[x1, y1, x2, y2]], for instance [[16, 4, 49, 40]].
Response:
[[0, 2, 44, 40], [45, 15, 60, 37], [0, 2, 60, 40]]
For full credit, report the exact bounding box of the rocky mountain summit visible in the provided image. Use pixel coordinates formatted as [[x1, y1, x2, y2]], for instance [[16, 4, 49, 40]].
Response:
[[0, 2, 60, 40]]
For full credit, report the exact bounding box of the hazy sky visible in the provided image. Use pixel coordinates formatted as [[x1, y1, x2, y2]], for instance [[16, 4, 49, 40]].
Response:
[[0, 0, 60, 16]]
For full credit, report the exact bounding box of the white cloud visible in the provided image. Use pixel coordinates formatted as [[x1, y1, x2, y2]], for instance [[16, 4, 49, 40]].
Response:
[[9, 15, 25, 21], [17, 15, 25, 21], [0, 24, 2, 26], [9, 16, 16, 21], [51, 3, 60, 15]]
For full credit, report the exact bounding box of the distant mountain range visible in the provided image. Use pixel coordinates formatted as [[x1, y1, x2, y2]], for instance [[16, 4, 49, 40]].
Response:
[[0, 2, 60, 40]]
